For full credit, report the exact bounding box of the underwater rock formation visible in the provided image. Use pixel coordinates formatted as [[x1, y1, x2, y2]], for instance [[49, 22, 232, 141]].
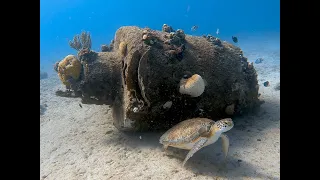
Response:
[[54, 25, 262, 132]]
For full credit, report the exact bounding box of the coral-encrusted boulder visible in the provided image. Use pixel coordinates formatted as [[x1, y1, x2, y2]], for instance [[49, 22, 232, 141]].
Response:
[[55, 26, 262, 132]]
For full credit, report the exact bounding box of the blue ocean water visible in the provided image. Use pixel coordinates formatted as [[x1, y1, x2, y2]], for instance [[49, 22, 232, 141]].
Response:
[[40, 0, 279, 75]]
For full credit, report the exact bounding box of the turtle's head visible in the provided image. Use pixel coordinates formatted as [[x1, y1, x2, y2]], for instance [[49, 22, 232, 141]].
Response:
[[214, 118, 234, 133]]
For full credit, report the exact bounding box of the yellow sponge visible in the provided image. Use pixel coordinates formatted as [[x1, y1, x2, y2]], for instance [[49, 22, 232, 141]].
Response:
[[57, 55, 82, 86]]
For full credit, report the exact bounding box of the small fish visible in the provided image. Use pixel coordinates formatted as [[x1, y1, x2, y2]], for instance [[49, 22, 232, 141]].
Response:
[[216, 28, 220, 35], [232, 36, 238, 43], [263, 81, 270, 87], [79, 104, 82, 108], [255, 58, 264, 64], [191, 25, 198, 31]]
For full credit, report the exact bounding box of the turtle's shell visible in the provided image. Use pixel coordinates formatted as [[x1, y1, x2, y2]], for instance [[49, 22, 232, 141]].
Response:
[[159, 118, 215, 144]]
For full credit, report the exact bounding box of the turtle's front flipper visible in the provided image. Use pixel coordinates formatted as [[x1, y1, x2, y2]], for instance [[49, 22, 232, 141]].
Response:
[[163, 144, 169, 152], [182, 137, 208, 167], [220, 133, 229, 159]]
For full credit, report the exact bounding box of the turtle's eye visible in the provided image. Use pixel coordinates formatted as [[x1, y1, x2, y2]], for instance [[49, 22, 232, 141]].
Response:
[[221, 122, 227, 128]]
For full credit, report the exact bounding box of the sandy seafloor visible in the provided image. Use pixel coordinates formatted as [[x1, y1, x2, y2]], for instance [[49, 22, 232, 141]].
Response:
[[40, 35, 280, 180]]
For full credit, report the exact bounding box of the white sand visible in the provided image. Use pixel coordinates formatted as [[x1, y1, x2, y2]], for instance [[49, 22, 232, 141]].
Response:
[[40, 40, 280, 180]]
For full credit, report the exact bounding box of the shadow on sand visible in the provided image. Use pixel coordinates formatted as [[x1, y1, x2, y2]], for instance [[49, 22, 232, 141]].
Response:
[[101, 107, 278, 179], [105, 97, 279, 149], [100, 93, 279, 179]]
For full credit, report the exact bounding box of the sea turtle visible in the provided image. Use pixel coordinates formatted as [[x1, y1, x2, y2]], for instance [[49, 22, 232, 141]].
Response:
[[159, 118, 234, 166]]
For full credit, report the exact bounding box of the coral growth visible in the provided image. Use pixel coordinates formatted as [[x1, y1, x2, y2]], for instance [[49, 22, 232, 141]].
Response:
[[67, 31, 97, 63], [175, 29, 185, 39], [204, 34, 222, 47], [57, 55, 82, 87], [162, 28, 186, 61], [162, 24, 174, 33], [101, 44, 110, 52], [142, 28, 159, 45], [141, 28, 160, 46], [164, 44, 185, 61], [248, 62, 253, 69], [119, 42, 127, 57], [68, 31, 92, 57], [165, 29, 185, 45]]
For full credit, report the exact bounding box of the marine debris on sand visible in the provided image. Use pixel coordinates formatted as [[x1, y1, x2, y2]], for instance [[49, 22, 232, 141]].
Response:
[[53, 24, 263, 131]]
